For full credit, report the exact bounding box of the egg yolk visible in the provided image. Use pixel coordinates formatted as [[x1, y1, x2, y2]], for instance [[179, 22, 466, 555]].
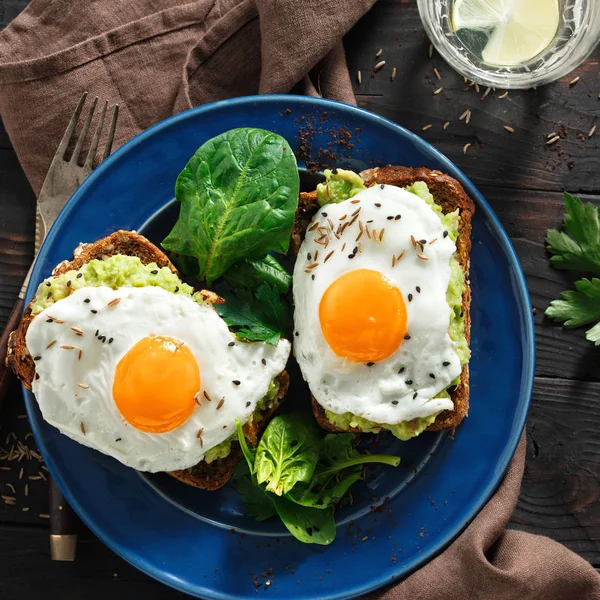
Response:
[[113, 335, 200, 433], [319, 269, 407, 363]]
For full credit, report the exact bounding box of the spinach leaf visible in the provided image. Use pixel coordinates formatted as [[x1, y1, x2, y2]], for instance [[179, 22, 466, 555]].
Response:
[[215, 283, 291, 345], [271, 495, 336, 545], [162, 128, 299, 285], [222, 255, 292, 294], [231, 463, 276, 522], [287, 434, 400, 509], [235, 418, 256, 472], [255, 413, 321, 496]]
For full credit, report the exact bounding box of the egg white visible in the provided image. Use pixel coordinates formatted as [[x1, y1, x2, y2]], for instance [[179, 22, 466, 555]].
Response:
[[26, 286, 290, 472], [293, 185, 462, 425]]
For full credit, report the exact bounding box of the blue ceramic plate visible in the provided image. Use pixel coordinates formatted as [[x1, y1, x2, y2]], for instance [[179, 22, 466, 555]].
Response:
[[25, 96, 534, 599]]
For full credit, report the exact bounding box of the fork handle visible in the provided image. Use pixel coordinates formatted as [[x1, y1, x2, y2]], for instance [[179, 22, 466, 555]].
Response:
[[0, 297, 25, 410]]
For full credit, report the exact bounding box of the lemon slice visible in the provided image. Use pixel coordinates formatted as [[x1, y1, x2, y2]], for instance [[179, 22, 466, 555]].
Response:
[[452, 0, 560, 67]]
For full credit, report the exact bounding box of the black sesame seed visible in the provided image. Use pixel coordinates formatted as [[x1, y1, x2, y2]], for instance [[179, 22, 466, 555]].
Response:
[[406, 379, 413, 385], [387, 216, 394, 220], [232, 380, 241, 386], [420, 239, 427, 245], [395, 214, 401, 220], [174, 286, 179, 293], [321, 212, 328, 217], [348, 254, 355, 259], [45, 281, 51, 287], [295, 331, 299, 337], [151, 269, 158, 275], [429, 373, 436, 379], [353, 246, 358, 254], [443, 361, 450, 367], [413, 392, 418, 399], [95, 330, 99, 337], [398, 367, 405, 374], [404, 334, 411, 340], [261, 358, 267, 366], [307, 253, 312, 260], [228, 342, 235, 347], [46, 318, 53, 323], [311, 274, 315, 280], [84, 298, 90, 303], [76, 273, 83, 279], [35, 373, 40, 381], [66, 280, 71, 287], [115, 438, 122, 442], [108, 338, 114, 344], [391, 400, 399, 405], [246, 401, 251, 407], [443, 230, 449, 238], [380, 184, 385, 189], [408, 293, 413, 302], [100, 336, 106, 343], [366, 362, 375, 367], [33, 356, 41, 361], [374, 203, 381, 207], [416, 286, 421, 293], [91, 309, 97, 314]]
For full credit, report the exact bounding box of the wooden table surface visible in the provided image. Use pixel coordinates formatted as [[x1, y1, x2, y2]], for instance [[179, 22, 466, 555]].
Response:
[[0, 1, 599, 597]]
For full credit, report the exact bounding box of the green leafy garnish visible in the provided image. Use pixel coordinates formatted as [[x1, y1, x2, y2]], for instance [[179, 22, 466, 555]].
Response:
[[222, 255, 292, 294], [255, 414, 321, 495], [546, 194, 600, 345], [546, 193, 600, 274], [215, 283, 292, 345], [233, 412, 401, 545], [162, 128, 299, 285]]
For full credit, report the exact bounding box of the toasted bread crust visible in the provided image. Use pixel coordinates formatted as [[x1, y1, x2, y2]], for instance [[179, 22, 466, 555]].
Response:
[[293, 166, 474, 434], [168, 370, 290, 490], [5, 230, 288, 490]]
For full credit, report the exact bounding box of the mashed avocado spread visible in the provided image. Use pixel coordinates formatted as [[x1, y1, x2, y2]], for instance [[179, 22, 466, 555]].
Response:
[[320, 173, 470, 440], [31, 254, 281, 463]]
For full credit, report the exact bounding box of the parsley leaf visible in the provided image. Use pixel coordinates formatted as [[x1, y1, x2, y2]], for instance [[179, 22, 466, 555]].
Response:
[[546, 193, 600, 274], [546, 278, 600, 344], [215, 283, 292, 345]]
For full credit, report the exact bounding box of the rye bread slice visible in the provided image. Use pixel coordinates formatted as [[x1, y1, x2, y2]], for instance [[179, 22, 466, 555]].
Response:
[[5, 230, 288, 490], [292, 166, 474, 434]]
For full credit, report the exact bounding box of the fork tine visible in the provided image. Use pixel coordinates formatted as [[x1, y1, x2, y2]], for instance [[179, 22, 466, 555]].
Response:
[[83, 100, 108, 170], [56, 92, 88, 160], [102, 104, 119, 161], [70, 96, 98, 165]]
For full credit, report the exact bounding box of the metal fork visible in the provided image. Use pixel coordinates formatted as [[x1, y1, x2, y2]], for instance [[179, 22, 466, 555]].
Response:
[[0, 92, 119, 402]]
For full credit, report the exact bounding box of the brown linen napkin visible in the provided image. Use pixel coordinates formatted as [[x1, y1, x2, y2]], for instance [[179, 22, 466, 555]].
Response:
[[1, 2, 599, 599], [0, 0, 372, 195]]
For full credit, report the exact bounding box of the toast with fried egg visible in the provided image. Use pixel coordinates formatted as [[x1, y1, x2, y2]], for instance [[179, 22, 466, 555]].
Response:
[[292, 166, 474, 435], [6, 230, 289, 490]]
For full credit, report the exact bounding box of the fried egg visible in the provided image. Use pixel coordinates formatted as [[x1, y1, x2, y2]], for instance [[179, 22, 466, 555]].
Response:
[[26, 286, 290, 472], [293, 184, 462, 425]]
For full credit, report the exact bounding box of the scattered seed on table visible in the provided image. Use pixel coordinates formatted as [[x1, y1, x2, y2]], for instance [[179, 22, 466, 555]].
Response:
[[375, 48, 383, 58], [547, 131, 557, 138], [589, 125, 596, 138], [482, 87, 491, 98], [498, 91, 508, 98], [463, 142, 472, 154], [465, 110, 471, 124], [569, 76, 580, 86], [459, 109, 469, 121], [422, 124, 432, 131], [433, 87, 443, 95], [443, 122, 450, 130], [434, 68, 441, 80], [357, 70, 362, 84], [546, 136, 560, 145], [374, 60, 386, 72], [504, 125, 515, 133], [428, 43, 433, 58], [391, 67, 396, 81]]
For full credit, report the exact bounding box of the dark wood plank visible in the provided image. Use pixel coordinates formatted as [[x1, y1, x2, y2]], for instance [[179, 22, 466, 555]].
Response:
[[347, 0, 600, 194], [0, 525, 188, 599], [515, 377, 600, 564], [0, 148, 35, 327]]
